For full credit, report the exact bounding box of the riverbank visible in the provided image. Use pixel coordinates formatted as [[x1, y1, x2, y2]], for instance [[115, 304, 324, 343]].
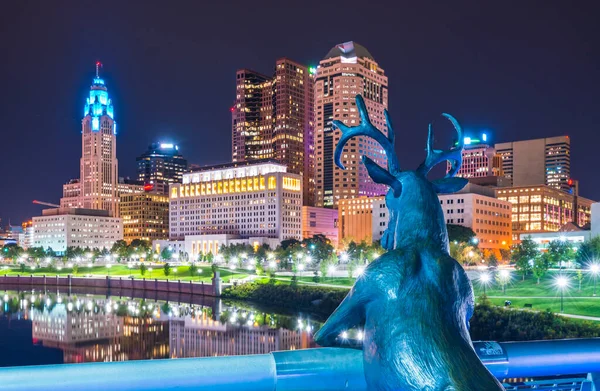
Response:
[[0, 273, 221, 296], [222, 281, 600, 340], [0, 264, 249, 282]]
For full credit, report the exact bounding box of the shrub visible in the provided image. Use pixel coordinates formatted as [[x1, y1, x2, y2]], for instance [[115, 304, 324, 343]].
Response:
[[224, 283, 600, 341], [222, 282, 348, 316], [470, 300, 600, 341]]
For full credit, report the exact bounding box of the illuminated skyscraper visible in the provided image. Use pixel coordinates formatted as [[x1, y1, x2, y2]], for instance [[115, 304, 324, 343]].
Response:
[[231, 58, 315, 206], [314, 41, 389, 208], [136, 142, 188, 194], [61, 63, 120, 216], [448, 132, 503, 179], [495, 136, 571, 192]]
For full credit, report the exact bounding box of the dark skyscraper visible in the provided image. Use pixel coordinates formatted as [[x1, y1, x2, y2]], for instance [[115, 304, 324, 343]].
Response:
[[232, 58, 315, 206], [136, 142, 188, 194]]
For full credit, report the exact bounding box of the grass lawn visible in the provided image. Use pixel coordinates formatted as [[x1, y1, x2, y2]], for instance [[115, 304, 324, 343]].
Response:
[[472, 269, 598, 298], [486, 297, 600, 318], [0, 264, 249, 283], [296, 276, 355, 286]]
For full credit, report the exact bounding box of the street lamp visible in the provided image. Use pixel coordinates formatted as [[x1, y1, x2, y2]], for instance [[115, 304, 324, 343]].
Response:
[[479, 272, 491, 296], [499, 269, 510, 293], [328, 265, 336, 280], [555, 276, 569, 313], [298, 263, 305, 272], [590, 264, 600, 297], [356, 266, 365, 277], [340, 253, 349, 262], [148, 267, 153, 278]]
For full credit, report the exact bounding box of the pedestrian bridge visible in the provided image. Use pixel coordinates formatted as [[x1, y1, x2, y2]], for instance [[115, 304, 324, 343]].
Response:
[[0, 339, 599, 390]]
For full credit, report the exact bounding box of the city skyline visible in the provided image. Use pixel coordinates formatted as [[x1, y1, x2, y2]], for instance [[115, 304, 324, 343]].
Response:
[[2, 1, 599, 224]]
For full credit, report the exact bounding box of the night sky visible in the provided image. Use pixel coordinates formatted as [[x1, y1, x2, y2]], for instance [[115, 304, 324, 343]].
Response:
[[1, 1, 598, 225]]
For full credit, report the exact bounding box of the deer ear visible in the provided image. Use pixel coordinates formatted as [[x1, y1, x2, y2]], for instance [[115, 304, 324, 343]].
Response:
[[431, 177, 468, 194], [362, 156, 402, 197]]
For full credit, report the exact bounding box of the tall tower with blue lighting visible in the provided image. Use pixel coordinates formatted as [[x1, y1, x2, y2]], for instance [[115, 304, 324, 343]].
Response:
[[79, 62, 119, 215]]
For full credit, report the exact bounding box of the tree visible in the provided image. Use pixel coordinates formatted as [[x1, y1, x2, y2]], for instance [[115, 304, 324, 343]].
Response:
[[2, 244, 24, 261], [532, 253, 550, 284], [450, 242, 482, 266], [302, 235, 335, 268], [499, 248, 511, 262], [163, 263, 171, 277], [279, 239, 301, 250], [28, 247, 46, 260], [161, 247, 172, 261], [575, 236, 600, 268], [111, 240, 131, 259], [312, 270, 320, 283], [205, 252, 214, 264], [547, 240, 575, 268], [255, 263, 265, 276], [575, 270, 584, 291], [447, 224, 477, 244], [512, 237, 538, 280], [72, 264, 78, 275], [140, 263, 147, 276], [130, 239, 151, 252], [189, 263, 199, 278], [487, 252, 499, 268]]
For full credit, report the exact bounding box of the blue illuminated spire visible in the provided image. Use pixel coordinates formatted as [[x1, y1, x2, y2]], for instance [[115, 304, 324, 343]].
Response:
[[84, 62, 115, 132]]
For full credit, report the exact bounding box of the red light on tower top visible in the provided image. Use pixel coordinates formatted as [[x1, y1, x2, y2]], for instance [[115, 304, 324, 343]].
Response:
[[95, 61, 102, 78]]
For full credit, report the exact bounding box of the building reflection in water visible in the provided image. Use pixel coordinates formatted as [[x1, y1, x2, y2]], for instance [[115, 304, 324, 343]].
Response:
[[169, 311, 314, 358], [0, 290, 317, 366]]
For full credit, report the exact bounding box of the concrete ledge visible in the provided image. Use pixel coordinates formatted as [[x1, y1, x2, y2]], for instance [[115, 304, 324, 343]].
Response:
[[0, 274, 216, 296]]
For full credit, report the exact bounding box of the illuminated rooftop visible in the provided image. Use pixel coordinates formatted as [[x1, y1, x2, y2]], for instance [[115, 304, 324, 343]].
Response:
[[323, 41, 374, 61]]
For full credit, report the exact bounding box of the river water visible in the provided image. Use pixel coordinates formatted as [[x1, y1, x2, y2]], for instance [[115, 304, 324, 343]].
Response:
[[0, 285, 322, 367]]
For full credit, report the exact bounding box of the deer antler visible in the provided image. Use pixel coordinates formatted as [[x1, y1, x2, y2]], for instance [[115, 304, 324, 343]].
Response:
[[334, 95, 400, 175], [417, 113, 464, 177]]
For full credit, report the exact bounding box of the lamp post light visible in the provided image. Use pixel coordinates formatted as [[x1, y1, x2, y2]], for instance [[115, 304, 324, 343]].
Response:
[[590, 264, 600, 297], [328, 265, 336, 281], [499, 269, 510, 293], [556, 276, 569, 313], [479, 273, 491, 296]]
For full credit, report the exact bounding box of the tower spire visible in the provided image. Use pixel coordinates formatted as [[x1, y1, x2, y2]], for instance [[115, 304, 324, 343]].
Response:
[[95, 61, 102, 78]]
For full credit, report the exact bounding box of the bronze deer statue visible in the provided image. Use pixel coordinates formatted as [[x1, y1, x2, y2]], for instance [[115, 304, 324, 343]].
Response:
[[314, 95, 503, 391]]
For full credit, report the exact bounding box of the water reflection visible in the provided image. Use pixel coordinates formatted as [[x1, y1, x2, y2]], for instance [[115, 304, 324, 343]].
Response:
[[0, 288, 319, 367]]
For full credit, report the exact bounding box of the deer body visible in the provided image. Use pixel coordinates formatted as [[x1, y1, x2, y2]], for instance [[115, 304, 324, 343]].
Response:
[[314, 96, 503, 390]]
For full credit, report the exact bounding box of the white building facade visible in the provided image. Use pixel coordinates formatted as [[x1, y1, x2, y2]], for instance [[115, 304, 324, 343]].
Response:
[[373, 189, 512, 253], [32, 208, 123, 253], [157, 161, 302, 258]]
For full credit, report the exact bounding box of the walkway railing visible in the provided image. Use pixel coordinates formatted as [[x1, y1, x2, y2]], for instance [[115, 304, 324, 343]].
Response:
[[1, 339, 600, 390]]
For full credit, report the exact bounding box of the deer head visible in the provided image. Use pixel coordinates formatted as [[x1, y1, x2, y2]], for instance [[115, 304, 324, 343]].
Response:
[[334, 95, 468, 253]]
